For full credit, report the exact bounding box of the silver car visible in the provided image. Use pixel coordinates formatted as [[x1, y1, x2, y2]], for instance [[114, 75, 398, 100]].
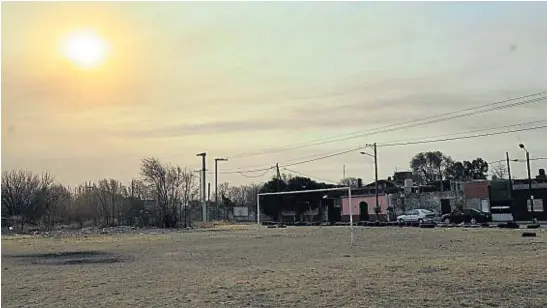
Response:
[[397, 209, 437, 223]]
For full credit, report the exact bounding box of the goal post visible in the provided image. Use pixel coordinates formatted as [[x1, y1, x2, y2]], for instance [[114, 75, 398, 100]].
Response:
[[257, 187, 354, 245]]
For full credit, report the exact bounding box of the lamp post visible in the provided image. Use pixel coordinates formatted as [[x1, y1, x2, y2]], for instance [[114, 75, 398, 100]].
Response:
[[196, 152, 207, 222], [215, 158, 228, 220], [518, 144, 535, 223]]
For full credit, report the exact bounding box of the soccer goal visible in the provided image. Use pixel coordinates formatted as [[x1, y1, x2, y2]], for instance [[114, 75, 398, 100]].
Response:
[[257, 187, 355, 245]]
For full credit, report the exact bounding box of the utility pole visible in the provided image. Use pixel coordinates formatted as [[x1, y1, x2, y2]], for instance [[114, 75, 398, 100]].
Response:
[[196, 152, 207, 222], [506, 152, 514, 214], [373, 142, 379, 220], [214, 158, 228, 220], [526, 151, 534, 218], [519, 144, 535, 222], [276, 163, 281, 221], [343, 164, 346, 180], [361, 143, 379, 219]]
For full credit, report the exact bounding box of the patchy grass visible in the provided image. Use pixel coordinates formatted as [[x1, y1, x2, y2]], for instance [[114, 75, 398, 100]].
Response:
[[2, 227, 547, 308]]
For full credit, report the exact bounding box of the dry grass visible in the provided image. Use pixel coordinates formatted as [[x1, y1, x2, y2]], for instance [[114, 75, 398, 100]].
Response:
[[2, 227, 547, 308]]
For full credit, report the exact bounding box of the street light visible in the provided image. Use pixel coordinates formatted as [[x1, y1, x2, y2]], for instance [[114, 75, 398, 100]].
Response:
[[196, 152, 207, 222], [518, 144, 535, 223], [215, 157, 228, 220]]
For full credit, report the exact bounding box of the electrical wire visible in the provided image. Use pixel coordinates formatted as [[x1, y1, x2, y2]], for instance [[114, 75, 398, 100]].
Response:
[[283, 167, 338, 184], [225, 122, 547, 173], [489, 157, 547, 164], [234, 168, 274, 178], [228, 123, 547, 174], [257, 119, 547, 168], [374, 119, 547, 144], [219, 166, 275, 176], [377, 124, 547, 148], [227, 91, 547, 159]]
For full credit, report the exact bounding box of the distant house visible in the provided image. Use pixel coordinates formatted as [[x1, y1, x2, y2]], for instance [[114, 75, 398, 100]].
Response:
[[463, 180, 491, 212], [340, 193, 390, 222], [392, 171, 414, 185], [511, 182, 547, 221], [461, 168, 547, 222]]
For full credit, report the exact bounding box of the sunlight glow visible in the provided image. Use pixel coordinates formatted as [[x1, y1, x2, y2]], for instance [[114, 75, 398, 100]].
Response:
[[60, 29, 109, 69]]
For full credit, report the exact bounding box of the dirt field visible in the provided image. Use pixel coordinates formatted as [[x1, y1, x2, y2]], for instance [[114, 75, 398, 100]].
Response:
[[2, 226, 547, 308]]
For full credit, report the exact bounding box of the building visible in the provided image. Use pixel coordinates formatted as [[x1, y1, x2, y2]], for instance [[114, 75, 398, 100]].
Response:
[[461, 168, 547, 222], [340, 194, 390, 222], [511, 182, 547, 221], [463, 180, 491, 212]]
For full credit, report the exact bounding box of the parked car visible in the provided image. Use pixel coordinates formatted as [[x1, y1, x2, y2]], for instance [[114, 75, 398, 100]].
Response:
[[440, 208, 492, 224], [397, 209, 437, 223]]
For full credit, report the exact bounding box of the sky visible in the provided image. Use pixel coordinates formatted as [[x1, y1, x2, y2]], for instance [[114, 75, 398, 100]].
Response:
[[2, 1, 547, 188]]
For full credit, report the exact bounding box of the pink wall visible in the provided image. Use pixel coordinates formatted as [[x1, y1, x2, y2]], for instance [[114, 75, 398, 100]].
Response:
[[340, 194, 389, 215]]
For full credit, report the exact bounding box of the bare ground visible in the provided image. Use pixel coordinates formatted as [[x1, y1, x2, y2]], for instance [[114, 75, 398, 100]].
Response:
[[2, 226, 547, 308]]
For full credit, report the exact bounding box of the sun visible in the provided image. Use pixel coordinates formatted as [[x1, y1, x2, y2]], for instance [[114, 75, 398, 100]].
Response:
[[60, 29, 109, 69]]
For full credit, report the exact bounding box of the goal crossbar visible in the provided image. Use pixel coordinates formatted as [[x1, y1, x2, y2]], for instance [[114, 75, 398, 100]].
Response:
[[257, 186, 354, 245]]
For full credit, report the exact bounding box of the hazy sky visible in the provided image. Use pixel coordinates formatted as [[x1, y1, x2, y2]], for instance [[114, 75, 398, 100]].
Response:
[[2, 1, 547, 187]]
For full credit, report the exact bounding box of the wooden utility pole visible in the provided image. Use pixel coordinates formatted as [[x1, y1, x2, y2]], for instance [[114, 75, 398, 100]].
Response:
[[215, 158, 228, 220], [373, 143, 379, 220], [506, 152, 513, 202], [276, 163, 281, 221]]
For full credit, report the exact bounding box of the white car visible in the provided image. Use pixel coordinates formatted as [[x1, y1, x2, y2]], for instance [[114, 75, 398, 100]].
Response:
[[397, 209, 437, 223]]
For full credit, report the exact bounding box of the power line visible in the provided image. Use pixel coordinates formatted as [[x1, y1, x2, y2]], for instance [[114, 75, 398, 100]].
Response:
[[241, 95, 546, 157], [227, 91, 547, 159], [375, 119, 547, 144], [378, 124, 547, 148], [489, 157, 547, 164], [235, 124, 547, 172], [224, 121, 547, 173], [235, 168, 274, 178], [277, 120, 547, 166], [283, 167, 338, 184], [219, 166, 274, 176]]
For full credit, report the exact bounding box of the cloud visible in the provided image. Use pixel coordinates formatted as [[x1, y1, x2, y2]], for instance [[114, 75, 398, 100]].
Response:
[[112, 84, 547, 141]]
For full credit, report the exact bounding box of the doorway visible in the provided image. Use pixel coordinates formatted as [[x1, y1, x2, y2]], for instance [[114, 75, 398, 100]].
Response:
[[359, 201, 369, 221], [441, 199, 451, 215]]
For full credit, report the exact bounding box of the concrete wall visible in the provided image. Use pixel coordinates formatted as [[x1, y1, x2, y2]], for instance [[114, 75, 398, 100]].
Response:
[[393, 191, 461, 213]]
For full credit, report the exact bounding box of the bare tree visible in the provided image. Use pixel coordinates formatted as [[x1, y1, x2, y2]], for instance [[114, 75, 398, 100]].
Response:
[[140, 157, 190, 228], [44, 184, 73, 230], [92, 179, 127, 226], [1, 170, 54, 231], [141, 157, 169, 227], [70, 184, 100, 227], [490, 163, 508, 180], [180, 169, 198, 226], [166, 166, 185, 226], [127, 179, 147, 200], [217, 182, 230, 200], [339, 177, 359, 188]]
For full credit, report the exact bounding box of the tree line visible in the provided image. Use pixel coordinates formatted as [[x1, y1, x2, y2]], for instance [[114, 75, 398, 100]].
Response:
[[1, 157, 261, 232], [409, 151, 491, 183], [2, 151, 497, 231]]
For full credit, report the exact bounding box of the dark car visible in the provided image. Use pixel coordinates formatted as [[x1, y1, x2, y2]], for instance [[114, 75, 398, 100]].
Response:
[[441, 208, 491, 224]]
